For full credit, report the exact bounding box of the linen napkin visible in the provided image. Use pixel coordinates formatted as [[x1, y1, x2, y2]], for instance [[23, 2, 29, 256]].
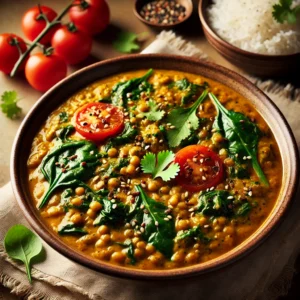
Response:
[[1, 31, 300, 300]]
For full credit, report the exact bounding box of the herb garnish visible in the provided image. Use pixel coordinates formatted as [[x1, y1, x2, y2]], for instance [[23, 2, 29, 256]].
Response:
[[4, 225, 44, 283], [209, 93, 268, 186], [113, 31, 145, 53], [59, 111, 69, 123], [169, 78, 209, 104], [141, 150, 180, 181], [0, 90, 22, 119], [166, 90, 208, 147], [272, 0, 300, 24], [141, 99, 165, 121]]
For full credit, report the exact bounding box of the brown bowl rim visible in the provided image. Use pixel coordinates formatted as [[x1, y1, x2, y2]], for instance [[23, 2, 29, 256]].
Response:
[[10, 54, 299, 280], [198, 0, 300, 59], [133, 0, 193, 28]]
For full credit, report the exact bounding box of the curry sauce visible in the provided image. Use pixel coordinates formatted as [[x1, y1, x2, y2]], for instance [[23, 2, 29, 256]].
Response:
[[27, 70, 282, 270]]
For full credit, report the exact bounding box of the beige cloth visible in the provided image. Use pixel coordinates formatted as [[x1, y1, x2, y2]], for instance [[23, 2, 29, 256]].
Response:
[[1, 31, 300, 300]]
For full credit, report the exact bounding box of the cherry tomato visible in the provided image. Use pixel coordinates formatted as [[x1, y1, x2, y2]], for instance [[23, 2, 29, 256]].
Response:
[[22, 6, 58, 45], [73, 102, 124, 142], [0, 34, 27, 74], [69, 0, 110, 36], [174, 145, 224, 192], [25, 53, 67, 92], [51, 24, 92, 65]]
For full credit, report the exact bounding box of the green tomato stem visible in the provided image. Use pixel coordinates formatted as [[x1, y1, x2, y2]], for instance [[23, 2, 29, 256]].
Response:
[[10, 2, 74, 77]]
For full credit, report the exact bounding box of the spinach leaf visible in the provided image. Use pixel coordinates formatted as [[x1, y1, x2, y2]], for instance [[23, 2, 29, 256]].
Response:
[[39, 140, 100, 208], [166, 90, 208, 147], [60, 187, 97, 212], [58, 222, 87, 236], [93, 198, 128, 226], [129, 186, 176, 258], [197, 190, 252, 218], [169, 78, 209, 104], [111, 69, 153, 107], [197, 190, 234, 217], [236, 202, 252, 216], [117, 239, 136, 265], [101, 157, 129, 178], [209, 93, 268, 186], [55, 125, 75, 142], [4, 225, 43, 283], [59, 111, 68, 123], [175, 226, 211, 244], [104, 123, 138, 152]]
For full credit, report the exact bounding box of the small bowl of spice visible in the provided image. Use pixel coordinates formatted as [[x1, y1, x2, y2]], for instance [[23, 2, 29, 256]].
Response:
[[134, 0, 193, 29]]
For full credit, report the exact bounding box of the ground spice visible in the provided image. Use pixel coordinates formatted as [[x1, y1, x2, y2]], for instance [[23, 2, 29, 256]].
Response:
[[140, 0, 186, 25]]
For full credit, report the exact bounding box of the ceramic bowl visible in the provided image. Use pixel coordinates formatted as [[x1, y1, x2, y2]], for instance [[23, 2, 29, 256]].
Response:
[[11, 54, 299, 280], [134, 0, 193, 29], [199, 0, 300, 77]]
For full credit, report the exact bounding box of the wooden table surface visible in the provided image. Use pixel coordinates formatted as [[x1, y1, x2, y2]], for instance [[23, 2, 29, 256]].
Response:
[[0, 0, 299, 299]]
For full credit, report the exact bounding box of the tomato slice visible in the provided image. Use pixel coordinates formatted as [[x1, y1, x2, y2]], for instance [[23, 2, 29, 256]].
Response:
[[73, 102, 124, 142], [174, 145, 224, 192]]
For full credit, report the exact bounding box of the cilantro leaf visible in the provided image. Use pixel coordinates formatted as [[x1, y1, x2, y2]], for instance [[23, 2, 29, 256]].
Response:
[[141, 150, 180, 181], [59, 112, 68, 123], [1, 90, 22, 119], [169, 78, 209, 104], [142, 99, 165, 121], [272, 0, 300, 24], [175, 226, 211, 244], [166, 90, 208, 147], [113, 31, 140, 53]]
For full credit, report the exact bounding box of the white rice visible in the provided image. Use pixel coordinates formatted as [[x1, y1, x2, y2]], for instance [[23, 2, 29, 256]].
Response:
[[207, 0, 300, 55]]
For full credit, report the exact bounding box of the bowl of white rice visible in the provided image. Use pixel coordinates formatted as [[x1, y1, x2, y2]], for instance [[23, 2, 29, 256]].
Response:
[[199, 0, 300, 76]]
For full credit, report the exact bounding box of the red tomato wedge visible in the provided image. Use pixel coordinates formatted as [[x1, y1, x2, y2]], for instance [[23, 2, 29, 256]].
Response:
[[174, 145, 224, 192], [73, 102, 124, 142]]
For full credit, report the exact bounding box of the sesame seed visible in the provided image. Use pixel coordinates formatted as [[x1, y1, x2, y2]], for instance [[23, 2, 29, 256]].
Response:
[[155, 221, 159, 226], [247, 156, 252, 160], [243, 156, 247, 160], [140, 227, 145, 233], [200, 159, 204, 163], [202, 176, 207, 181], [140, 205, 145, 209], [204, 224, 210, 228], [170, 125, 176, 129], [145, 145, 150, 150], [164, 217, 169, 221], [104, 124, 109, 128], [167, 215, 172, 219], [112, 204, 117, 209], [188, 208, 194, 212], [210, 186, 215, 191], [248, 191, 253, 197], [227, 196, 234, 199], [225, 185, 229, 190], [111, 199, 116, 203]]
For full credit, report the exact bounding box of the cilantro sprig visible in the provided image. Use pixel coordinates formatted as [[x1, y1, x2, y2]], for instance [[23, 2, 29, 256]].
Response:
[[141, 99, 165, 121], [272, 0, 300, 24], [0, 90, 22, 119], [141, 150, 180, 182], [113, 31, 148, 53], [166, 90, 208, 148]]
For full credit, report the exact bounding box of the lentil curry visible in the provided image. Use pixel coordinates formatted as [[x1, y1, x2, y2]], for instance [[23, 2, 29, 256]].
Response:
[[27, 69, 282, 269]]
